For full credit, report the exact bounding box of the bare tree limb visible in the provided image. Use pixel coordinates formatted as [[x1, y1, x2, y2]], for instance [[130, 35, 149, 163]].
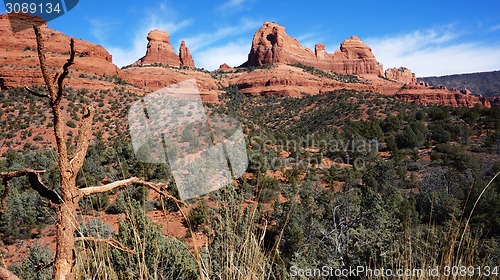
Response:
[[0, 267, 20, 280], [33, 26, 56, 101], [69, 106, 95, 173], [55, 38, 75, 105], [79, 177, 187, 207], [75, 237, 136, 255], [33, 25, 70, 174], [24, 86, 49, 98], [0, 169, 61, 208]]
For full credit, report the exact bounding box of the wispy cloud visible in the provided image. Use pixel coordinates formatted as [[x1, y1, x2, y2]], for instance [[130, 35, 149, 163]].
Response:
[[106, 4, 192, 67], [182, 18, 260, 52], [366, 27, 500, 76], [490, 24, 500, 32], [195, 40, 249, 70], [218, 0, 246, 11], [89, 18, 118, 42], [296, 33, 319, 50]]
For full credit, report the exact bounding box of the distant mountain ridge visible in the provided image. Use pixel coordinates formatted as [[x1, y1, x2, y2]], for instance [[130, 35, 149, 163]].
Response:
[[418, 71, 500, 98]]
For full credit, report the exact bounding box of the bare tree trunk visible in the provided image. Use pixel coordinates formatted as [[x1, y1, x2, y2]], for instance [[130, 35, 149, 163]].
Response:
[[0, 24, 179, 280], [33, 25, 81, 280], [52, 179, 78, 280]]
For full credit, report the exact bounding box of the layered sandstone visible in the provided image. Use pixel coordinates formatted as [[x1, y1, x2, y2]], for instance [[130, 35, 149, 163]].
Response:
[[0, 13, 124, 90], [132, 31, 196, 68], [218, 63, 234, 71], [123, 66, 220, 101], [133, 30, 181, 67], [179, 40, 195, 68], [395, 85, 491, 108], [385, 67, 416, 84], [244, 22, 383, 75]]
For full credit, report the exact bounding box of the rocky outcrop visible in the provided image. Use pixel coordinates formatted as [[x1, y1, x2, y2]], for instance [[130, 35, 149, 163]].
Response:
[[0, 13, 124, 90], [395, 85, 491, 108], [218, 63, 233, 71], [385, 67, 416, 84], [244, 22, 383, 75], [131, 31, 197, 68], [132, 30, 181, 67], [179, 40, 195, 68]]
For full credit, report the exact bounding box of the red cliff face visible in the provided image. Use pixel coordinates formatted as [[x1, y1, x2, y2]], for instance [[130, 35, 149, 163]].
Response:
[[132, 30, 181, 67], [131, 31, 196, 68], [179, 40, 195, 68], [394, 85, 491, 108], [385, 67, 416, 84], [0, 13, 123, 90], [245, 22, 383, 75], [217, 63, 234, 71]]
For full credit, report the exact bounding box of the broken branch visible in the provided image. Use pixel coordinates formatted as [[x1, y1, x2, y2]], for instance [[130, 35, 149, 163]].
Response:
[[79, 177, 186, 207], [24, 86, 49, 98], [75, 237, 136, 255], [55, 38, 75, 104], [0, 169, 61, 210], [33, 25, 56, 101]]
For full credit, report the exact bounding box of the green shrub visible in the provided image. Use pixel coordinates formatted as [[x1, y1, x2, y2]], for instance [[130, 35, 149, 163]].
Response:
[[9, 244, 53, 280]]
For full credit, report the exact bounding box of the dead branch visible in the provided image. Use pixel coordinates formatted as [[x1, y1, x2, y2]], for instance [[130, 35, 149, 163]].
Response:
[[69, 106, 95, 173], [0, 267, 19, 280], [24, 86, 49, 98], [79, 177, 187, 207], [55, 38, 75, 104], [0, 169, 61, 213], [75, 237, 136, 255], [33, 26, 56, 101]]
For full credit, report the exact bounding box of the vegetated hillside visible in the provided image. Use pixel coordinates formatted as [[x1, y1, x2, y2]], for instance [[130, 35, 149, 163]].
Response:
[[1, 85, 500, 279], [0, 87, 139, 153], [419, 70, 500, 97]]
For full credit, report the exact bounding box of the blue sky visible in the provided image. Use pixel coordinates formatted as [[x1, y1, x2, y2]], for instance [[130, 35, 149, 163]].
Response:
[[2, 0, 500, 76]]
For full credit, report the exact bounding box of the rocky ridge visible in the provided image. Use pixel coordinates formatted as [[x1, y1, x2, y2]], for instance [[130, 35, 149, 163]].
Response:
[[0, 14, 493, 107], [244, 22, 384, 75], [0, 13, 127, 91]]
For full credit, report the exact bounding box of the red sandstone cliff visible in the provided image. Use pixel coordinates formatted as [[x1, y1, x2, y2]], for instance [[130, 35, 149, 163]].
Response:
[[0, 13, 124, 90], [179, 40, 195, 68], [244, 22, 383, 75], [131, 30, 196, 68], [0, 14, 493, 108], [385, 67, 416, 84], [132, 30, 181, 67]]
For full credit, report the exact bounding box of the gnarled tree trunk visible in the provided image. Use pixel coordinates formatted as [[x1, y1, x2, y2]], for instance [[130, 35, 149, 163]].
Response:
[[0, 24, 182, 280]]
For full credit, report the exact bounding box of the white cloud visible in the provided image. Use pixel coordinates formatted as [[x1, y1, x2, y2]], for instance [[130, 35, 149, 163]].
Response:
[[366, 28, 500, 77], [106, 6, 192, 67], [195, 40, 249, 70], [182, 18, 260, 52], [296, 33, 319, 51], [89, 19, 116, 42], [490, 24, 500, 32], [218, 0, 246, 11]]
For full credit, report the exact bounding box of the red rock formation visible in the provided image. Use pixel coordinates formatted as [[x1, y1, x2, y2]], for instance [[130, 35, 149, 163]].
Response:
[[245, 22, 383, 75], [179, 40, 195, 68], [218, 63, 234, 71], [385, 67, 416, 84], [395, 85, 491, 108], [132, 30, 181, 67], [0, 13, 124, 90]]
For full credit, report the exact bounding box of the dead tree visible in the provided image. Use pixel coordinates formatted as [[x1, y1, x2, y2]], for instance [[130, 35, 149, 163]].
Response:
[[0, 26, 184, 280]]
